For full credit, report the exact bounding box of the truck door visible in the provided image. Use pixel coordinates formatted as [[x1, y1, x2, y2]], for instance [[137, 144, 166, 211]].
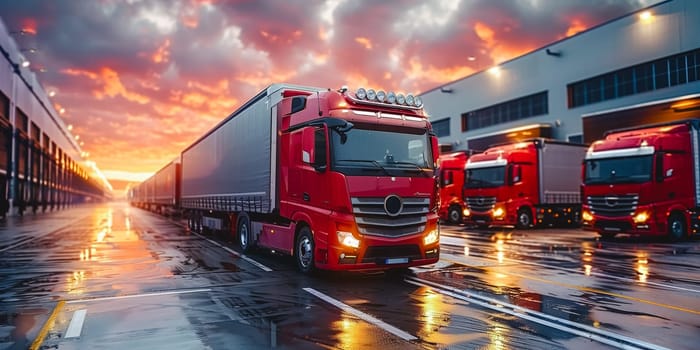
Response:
[[300, 126, 332, 213]]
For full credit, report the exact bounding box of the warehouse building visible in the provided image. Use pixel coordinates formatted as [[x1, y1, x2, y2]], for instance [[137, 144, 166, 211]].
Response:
[[421, 0, 700, 152], [0, 17, 112, 216]]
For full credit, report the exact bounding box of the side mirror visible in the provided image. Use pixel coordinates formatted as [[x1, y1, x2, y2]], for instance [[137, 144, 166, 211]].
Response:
[[507, 164, 521, 185], [302, 127, 327, 171], [430, 135, 439, 167], [301, 127, 316, 165], [654, 153, 664, 182]]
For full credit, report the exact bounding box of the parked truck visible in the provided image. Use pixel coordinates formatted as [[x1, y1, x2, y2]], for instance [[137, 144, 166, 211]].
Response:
[[462, 138, 587, 228], [179, 84, 440, 273], [437, 151, 469, 225], [581, 119, 700, 240]]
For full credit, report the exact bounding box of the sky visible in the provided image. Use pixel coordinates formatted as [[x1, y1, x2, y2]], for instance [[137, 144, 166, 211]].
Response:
[[0, 0, 656, 191]]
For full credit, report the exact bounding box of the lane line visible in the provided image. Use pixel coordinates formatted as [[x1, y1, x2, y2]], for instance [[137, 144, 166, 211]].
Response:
[[303, 287, 417, 342], [406, 277, 671, 350], [441, 236, 700, 294], [29, 300, 65, 350], [196, 233, 273, 272], [66, 288, 211, 304], [64, 309, 87, 338]]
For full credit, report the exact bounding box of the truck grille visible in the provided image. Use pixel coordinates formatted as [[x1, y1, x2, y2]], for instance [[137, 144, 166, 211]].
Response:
[[587, 194, 638, 217], [465, 196, 496, 212], [352, 197, 429, 237]]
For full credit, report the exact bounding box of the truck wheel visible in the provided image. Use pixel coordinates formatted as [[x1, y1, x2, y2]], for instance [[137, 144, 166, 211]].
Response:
[[668, 214, 686, 241], [516, 207, 533, 229], [237, 213, 253, 253], [447, 205, 462, 225], [295, 227, 315, 274]]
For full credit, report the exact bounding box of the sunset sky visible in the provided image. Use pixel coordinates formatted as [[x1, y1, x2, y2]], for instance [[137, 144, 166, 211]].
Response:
[[0, 0, 656, 190]]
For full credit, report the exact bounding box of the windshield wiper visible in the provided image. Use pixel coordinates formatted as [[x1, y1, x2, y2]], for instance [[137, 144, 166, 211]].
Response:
[[336, 159, 392, 176], [388, 161, 431, 178]]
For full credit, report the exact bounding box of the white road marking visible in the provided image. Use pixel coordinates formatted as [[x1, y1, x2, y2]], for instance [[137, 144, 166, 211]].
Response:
[[64, 309, 87, 338], [196, 233, 272, 272], [303, 287, 417, 342], [406, 277, 671, 350], [65, 288, 212, 304]]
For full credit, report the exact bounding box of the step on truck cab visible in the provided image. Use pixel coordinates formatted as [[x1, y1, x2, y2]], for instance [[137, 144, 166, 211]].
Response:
[[463, 138, 587, 229], [582, 119, 700, 240], [181, 84, 440, 273]]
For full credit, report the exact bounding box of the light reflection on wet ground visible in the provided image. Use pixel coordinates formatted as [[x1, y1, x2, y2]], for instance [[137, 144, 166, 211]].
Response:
[[1, 203, 698, 349]]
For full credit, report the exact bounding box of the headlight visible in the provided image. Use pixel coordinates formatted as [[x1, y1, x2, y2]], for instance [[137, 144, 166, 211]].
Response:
[[337, 231, 360, 248], [582, 211, 593, 222], [424, 229, 439, 246], [633, 212, 649, 223], [492, 207, 505, 218], [387, 91, 396, 104], [463, 208, 471, 216]]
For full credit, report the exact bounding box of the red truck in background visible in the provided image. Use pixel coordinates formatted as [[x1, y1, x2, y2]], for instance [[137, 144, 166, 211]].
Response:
[[437, 151, 469, 224], [132, 83, 441, 273], [582, 119, 700, 240], [463, 138, 587, 229]]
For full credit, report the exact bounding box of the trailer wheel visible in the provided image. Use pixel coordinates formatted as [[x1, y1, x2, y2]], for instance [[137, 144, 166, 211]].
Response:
[[295, 226, 315, 274], [516, 207, 533, 229], [447, 205, 462, 225], [237, 213, 253, 253], [668, 213, 686, 241]]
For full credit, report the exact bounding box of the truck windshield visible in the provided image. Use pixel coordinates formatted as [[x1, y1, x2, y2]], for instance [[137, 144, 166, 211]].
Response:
[[331, 127, 434, 177], [584, 155, 652, 184], [465, 166, 505, 188]]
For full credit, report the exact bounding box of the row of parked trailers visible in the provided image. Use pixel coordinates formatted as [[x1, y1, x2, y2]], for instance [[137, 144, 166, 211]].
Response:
[[129, 160, 180, 216], [0, 19, 111, 216]]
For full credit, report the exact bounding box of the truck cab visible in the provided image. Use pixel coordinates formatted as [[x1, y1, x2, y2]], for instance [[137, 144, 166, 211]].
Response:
[[582, 119, 700, 240]]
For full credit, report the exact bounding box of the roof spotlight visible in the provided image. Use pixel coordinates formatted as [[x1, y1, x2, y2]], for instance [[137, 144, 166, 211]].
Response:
[[396, 93, 406, 105], [367, 89, 377, 101], [355, 88, 367, 100], [376, 90, 386, 102]]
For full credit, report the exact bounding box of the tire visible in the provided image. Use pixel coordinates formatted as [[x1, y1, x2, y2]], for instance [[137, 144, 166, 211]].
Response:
[[237, 213, 253, 253], [516, 207, 533, 229], [447, 205, 462, 225], [295, 226, 315, 274], [668, 214, 686, 241]]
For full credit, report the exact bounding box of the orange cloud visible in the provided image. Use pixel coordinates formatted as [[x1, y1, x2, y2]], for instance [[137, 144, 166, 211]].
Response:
[[355, 37, 373, 50], [152, 39, 171, 63], [63, 67, 150, 104], [474, 22, 496, 46], [565, 18, 587, 37]]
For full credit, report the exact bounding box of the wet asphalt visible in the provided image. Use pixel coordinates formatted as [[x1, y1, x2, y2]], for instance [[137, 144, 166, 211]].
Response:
[[0, 202, 698, 349]]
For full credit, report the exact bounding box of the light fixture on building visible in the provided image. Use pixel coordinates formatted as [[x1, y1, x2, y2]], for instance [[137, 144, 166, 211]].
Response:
[[440, 87, 453, 93], [488, 66, 502, 77], [639, 10, 654, 22]]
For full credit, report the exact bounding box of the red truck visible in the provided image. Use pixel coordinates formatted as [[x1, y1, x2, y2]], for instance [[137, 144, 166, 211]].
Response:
[[177, 84, 440, 273], [581, 119, 700, 240], [437, 151, 469, 224], [462, 138, 587, 228]]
